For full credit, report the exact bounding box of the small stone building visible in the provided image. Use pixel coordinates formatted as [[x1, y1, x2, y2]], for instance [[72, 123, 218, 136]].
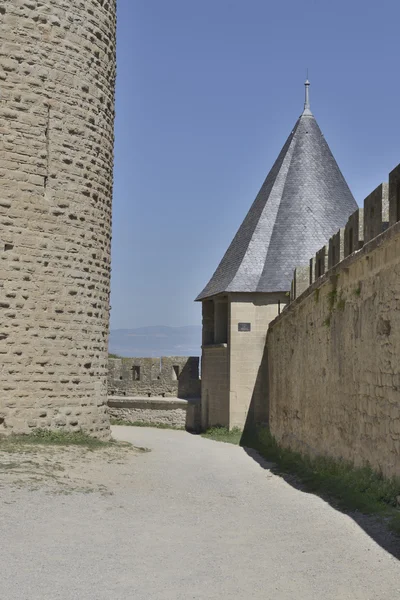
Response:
[[196, 81, 358, 430]]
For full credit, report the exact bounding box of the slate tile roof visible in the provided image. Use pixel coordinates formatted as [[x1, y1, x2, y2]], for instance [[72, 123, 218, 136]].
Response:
[[196, 106, 357, 301]]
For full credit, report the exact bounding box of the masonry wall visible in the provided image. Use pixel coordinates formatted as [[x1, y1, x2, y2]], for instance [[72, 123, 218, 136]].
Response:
[[229, 293, 287, 429], [201, 346, 229, 428], [200, 293, 286, 430], [267, 221, 400, 478], [108, 356, 201, 399], [107, 397, 194, 429], [0, 1, 116, 437]]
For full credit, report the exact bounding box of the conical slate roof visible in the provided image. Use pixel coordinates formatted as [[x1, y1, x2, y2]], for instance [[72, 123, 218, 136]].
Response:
[[196, 82, 357, 301]]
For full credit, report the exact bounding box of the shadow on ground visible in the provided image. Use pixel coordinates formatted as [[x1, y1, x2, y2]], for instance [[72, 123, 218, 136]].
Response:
[[241, 441, 400, 561]]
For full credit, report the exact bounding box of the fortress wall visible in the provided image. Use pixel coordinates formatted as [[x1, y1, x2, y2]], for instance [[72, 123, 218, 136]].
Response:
[[0, 1, 116, 437], [267, 167, 400, 478], [108, 357, 201, 399]]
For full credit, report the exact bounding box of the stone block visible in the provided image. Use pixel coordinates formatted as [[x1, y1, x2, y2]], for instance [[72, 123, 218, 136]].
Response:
[[315, 246, 328, 279], [344, 208, 364, 257], [328, 228, 345, 269], [293, 265, 310, 299], [364, 183, 389, 243], [309, 256, 316, 285], [389, 164, 400, 226]]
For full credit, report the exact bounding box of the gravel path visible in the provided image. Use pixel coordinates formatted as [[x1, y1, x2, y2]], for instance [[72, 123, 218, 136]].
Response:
[[0, 426, 399, 599]]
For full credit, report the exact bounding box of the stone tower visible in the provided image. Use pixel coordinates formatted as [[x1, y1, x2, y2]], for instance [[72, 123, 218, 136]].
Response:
[[0, 1, 116, 437], [196, 81, 358, 430]]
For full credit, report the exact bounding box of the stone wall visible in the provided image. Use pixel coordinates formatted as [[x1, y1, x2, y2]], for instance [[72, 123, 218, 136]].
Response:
[[229, 293, 286, 429], [0, 1, 116, 437], [107, 397, 201, 430], [200, 293, 286, 430], [201, 345, 229, 428], [267, 166, 400, 478], [108, 356, 201, 399]]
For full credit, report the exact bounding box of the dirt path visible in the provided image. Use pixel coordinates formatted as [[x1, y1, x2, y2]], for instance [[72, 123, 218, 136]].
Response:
[[0, 426, 399, 599]]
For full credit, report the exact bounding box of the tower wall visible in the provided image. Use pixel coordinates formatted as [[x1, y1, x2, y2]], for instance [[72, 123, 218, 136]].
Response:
[[200, 292, 287, 431], [0, 1, 116, 437]]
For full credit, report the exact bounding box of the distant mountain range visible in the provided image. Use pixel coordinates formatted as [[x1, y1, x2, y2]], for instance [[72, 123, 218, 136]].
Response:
[[109, 325, 202, 358]]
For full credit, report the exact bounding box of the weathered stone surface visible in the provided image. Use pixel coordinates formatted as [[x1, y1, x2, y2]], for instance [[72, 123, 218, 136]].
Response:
[[389, 164, 400, 227], [107, 396, 202, 431], [328, 228, 344, 269], [108, 357, 201, 399], [0, 1, 116, 437], [267, 220, 400, 479], [364, 183, 389, 243], [344, 208, 364, 257], [108, 397, 189, 428], [292, 265, 310, 300], [315, 245, 328, 279]]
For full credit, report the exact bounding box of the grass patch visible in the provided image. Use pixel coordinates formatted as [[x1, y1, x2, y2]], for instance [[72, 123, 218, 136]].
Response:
[[110, 418, 184, 430], [0, 429, 115, 450], [203, 425, 400, 535], [201, 426, 243, 445]]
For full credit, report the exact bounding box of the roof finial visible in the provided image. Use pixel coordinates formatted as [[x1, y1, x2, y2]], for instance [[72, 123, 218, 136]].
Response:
[[303, 73, 312, 116]]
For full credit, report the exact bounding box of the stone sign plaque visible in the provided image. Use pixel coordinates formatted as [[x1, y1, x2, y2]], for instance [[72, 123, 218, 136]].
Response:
[[238, 322, 251, 332]]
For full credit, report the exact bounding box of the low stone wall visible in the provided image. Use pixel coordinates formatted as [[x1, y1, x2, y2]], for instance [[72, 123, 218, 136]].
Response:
[[266, 220, 400, 479], [108, 356, 200, 399], [108, 397, 201, 431]]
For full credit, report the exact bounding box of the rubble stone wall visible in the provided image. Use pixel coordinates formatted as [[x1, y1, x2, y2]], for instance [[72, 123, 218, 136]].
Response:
[[0, 1, 116, 437]]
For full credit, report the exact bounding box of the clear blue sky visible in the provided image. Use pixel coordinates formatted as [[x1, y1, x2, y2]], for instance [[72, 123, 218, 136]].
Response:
[[110, 0, 400, 330]]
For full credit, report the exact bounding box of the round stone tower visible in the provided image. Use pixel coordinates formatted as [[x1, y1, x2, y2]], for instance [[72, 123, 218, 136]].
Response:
[[0, 1, 116, 437]]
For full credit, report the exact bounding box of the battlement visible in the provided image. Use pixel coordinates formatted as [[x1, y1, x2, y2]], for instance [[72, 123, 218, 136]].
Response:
[[289, 164, 400, 302], [108, 356, 201, 399]]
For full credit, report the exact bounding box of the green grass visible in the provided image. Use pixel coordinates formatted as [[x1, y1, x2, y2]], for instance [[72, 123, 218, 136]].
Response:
[[0, 429, 115, 449], [110, 418, 184, 430], [203, 425, 400, 535], [201, 426, 242, 445]]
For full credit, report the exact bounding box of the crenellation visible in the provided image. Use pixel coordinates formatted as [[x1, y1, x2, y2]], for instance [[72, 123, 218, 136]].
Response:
[[288, 167, 400, 301]]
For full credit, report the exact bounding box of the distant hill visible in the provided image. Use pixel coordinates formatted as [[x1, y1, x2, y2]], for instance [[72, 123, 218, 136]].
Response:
[[109, 325, 202, 358]]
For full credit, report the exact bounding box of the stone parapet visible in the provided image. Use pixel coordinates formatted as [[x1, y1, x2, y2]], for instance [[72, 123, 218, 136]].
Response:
[[107, 396, 201, 431], [108, 356, 201, 399]]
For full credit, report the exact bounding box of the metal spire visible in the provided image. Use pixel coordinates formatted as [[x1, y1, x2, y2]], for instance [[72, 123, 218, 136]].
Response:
[[303, 75, 312, 116]]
